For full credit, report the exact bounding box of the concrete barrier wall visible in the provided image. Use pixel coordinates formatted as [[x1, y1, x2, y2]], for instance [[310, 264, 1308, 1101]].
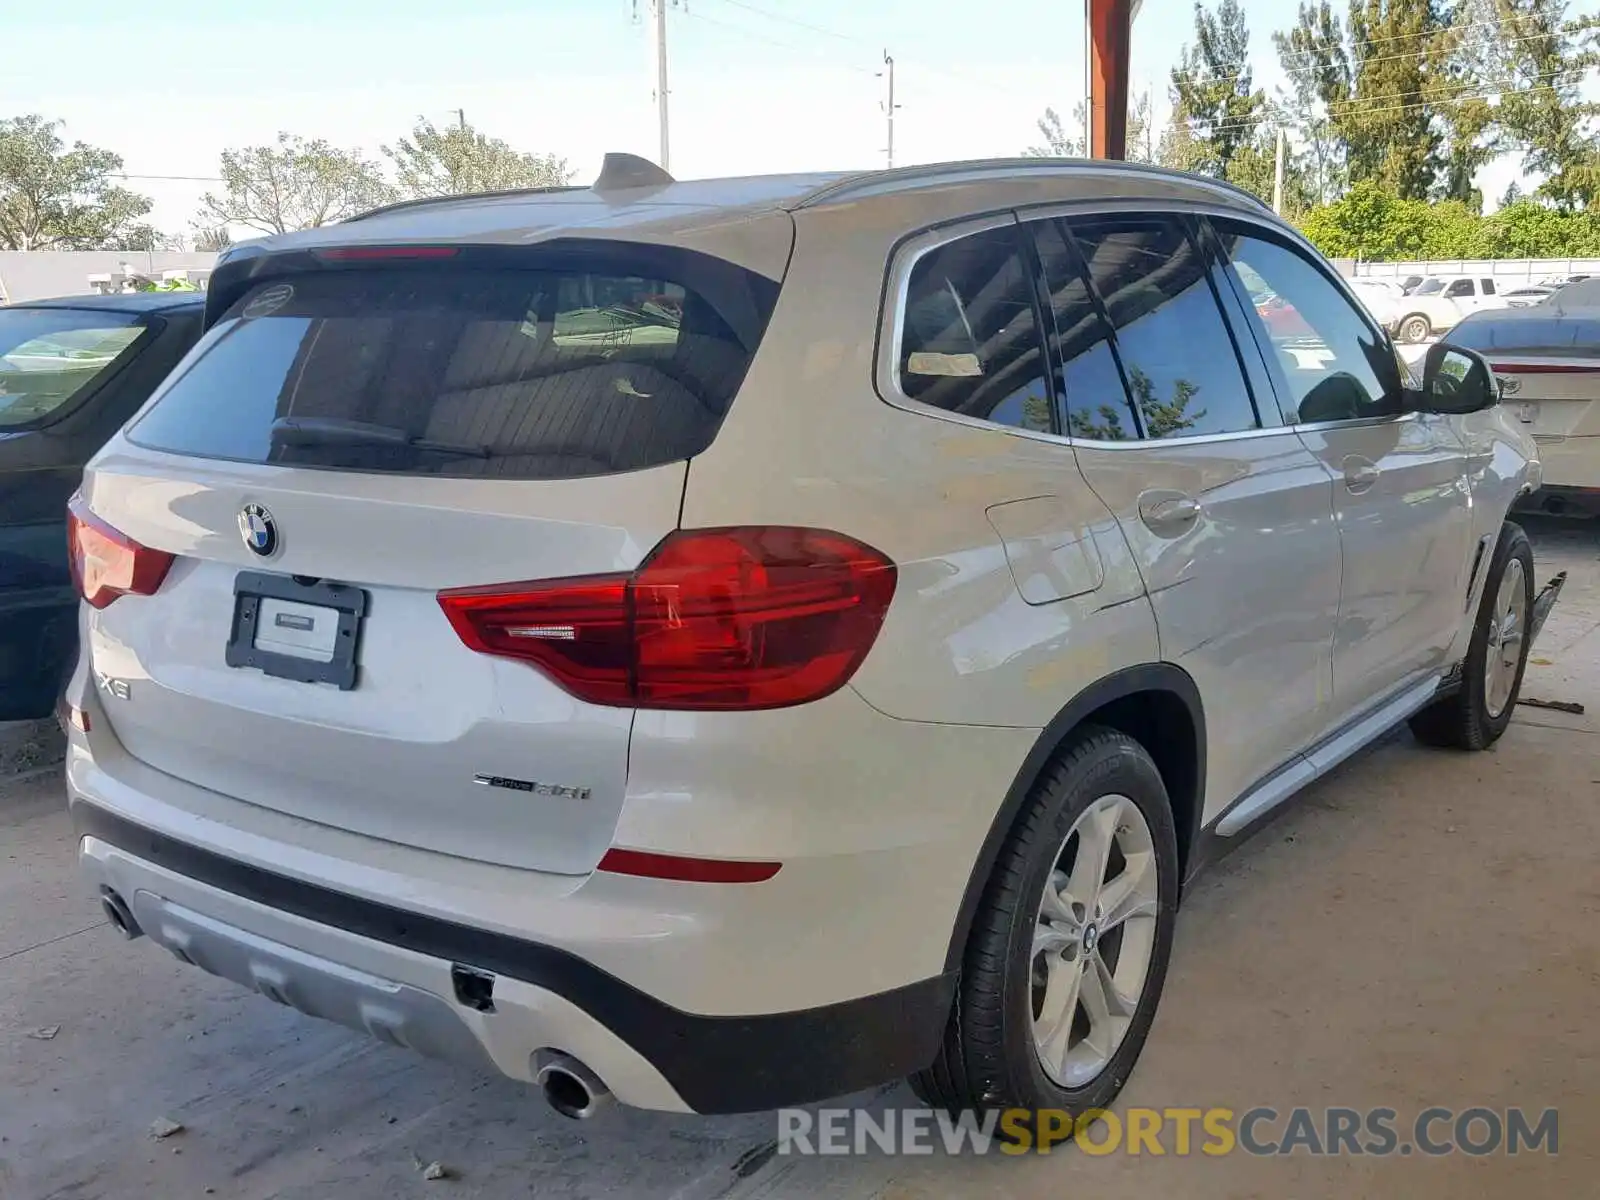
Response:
[[1, 251, 219, 303], [1340, 257, 1600, 286]]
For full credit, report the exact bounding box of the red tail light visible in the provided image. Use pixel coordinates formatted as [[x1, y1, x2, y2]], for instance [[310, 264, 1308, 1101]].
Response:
[[438, 527, 897, 711], [67, 494, 175, 610]]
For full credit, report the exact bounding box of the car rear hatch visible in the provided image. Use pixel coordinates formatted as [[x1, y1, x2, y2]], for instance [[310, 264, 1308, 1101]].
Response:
[[76, 241, 781, 873], [1454, 309, 1600, 462], [1488, 354, 1600, 444]]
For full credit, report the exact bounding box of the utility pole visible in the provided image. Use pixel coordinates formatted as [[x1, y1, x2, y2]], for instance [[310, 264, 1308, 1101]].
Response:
[[653, 0, 672, 172], [880, 50, 899, 169], [1272, 127, 1286, 215], [456, 108, 466, 131]]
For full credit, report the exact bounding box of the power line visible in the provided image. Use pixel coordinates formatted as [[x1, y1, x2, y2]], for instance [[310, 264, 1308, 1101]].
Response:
[[1192, 68, 1584, 138], [1175, 28, 1575, 86], [699, 0, 1045, 100], [110, 173, 223, 182], [680, 6, 877, 74], [711, 0, 861, 46], [1273, 15, 1560, 64]]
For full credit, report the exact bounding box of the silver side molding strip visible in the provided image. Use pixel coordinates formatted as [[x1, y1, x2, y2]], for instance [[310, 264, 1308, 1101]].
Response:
[[1215, 673, 1445, 837]]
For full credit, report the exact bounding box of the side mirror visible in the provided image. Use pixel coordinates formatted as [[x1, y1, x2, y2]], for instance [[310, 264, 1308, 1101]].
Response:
[[1415, 342, 1498, 414]]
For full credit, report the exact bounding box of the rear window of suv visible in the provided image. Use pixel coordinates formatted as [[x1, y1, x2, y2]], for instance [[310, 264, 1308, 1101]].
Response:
[[128, 246, 778, 478]]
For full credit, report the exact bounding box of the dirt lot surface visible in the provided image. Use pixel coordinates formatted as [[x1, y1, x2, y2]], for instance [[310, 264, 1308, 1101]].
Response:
[[2, 518, 1595, 1199]]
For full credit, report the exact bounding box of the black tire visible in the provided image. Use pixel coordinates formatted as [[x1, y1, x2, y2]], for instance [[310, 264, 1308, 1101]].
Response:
[[1410, 522, 1535, 750], [1399, 314, 1431, 344], [910, 726, 1179, 1129]]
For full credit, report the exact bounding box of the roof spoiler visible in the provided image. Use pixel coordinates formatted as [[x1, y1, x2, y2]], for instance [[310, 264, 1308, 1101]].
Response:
[[593, 153, 675, 194]]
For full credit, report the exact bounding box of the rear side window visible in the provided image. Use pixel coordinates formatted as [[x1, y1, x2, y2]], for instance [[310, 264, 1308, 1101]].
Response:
[[0, 309, 146, 429], [1066, 216, 1260, 438], [897, 224, 1053, 433], [129, 250, 777, 478], [1028, 219, 1139, 440]]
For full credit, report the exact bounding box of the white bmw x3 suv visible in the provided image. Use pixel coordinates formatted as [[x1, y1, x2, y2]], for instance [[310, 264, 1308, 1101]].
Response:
[[64, 154, 1560, 1125]]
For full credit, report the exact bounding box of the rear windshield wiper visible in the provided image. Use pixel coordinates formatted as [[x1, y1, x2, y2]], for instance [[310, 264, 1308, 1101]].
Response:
[[270, 417, 490, 459]]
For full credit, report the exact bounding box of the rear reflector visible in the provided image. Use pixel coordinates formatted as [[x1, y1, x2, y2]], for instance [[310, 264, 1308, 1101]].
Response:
[[67, 494, 175, 610], [438, 527, 896, 711], [56, 696, 90, 734], [597, 848, 781, 883]]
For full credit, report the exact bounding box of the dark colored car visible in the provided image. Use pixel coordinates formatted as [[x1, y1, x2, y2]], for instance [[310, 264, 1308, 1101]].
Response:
[[1, 292, 203, 720]]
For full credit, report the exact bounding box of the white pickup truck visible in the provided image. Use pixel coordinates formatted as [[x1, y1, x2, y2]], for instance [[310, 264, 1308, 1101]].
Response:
[[1388, 276, 1509, 343]]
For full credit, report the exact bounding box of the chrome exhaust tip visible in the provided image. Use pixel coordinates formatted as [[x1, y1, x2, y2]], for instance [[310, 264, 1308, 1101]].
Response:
[[534, 1051, 612, 1120], [100, 889, 142, 940]]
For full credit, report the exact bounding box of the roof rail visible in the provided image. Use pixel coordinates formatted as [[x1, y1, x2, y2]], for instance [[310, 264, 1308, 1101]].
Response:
[[794, 157, 1274, 214], [343, 184, 586, 223]]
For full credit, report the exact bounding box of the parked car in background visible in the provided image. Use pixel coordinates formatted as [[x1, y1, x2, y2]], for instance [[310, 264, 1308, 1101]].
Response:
[[0, 293, 203, 720], [1453, 301, 1600, 516], [1347, 279, 1404, 326], [62, 156, 1557, 1130], [1387, 275, 1509, 342], [1502, 284, 1556, 307]]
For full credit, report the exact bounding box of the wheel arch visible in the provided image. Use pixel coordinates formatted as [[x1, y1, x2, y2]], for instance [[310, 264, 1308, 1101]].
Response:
[[940, 662, 1207, 974]]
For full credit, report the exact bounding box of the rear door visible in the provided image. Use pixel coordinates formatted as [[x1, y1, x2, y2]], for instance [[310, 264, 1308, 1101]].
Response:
[[1030, 212, 1343, 822], [1212, 219, 1474, 712], [0, 305, 197, 718], [78, 245, 780, 874]]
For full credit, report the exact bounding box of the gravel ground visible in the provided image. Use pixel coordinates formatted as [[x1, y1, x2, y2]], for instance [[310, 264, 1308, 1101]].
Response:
[[1, 518, 1595, 1200]]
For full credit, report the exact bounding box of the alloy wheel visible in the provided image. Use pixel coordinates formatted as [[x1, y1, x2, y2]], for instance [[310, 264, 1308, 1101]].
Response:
[[1484, 557, 1527, 720], [1030, 793, 1160, 1089]]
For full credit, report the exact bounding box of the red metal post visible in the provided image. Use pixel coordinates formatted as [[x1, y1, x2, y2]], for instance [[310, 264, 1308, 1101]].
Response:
[[1088, 0, 1134, 160]]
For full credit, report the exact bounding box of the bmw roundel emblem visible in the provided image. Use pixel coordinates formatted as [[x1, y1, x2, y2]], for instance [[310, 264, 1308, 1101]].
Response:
[[238, 503, 278, 557]]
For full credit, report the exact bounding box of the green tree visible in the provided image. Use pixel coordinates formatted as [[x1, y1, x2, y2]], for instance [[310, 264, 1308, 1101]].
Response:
[[1486, 0, 1600, 208], [1128, 90, 1158, 163], [1156, 99, 1208, 171], [1272, 1, 1353, 205], [1171, 0, 1267, 177], [383, 118, 573, 199], [191, 225, 232, 252], [200, 133, 396, 234], [1024, 103, 1087, 157], [0, 115, 157, 250], [1337, 0, 1447, 200]]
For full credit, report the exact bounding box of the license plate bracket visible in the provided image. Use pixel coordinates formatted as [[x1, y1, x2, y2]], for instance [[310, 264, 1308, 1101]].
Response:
[[225, 572, 368, 690]]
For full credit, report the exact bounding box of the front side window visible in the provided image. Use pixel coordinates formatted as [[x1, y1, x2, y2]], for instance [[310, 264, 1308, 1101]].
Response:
[[0, 309, 146, 428], [1213, 221, 1402, 424], [1445, 279, 1474, 298], [1066, 215, 1259, 439], [898, 224, 1053, 433]]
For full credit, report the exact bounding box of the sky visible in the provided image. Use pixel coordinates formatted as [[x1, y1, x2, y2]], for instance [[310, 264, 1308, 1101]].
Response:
[[2, 0, 1544, 237]]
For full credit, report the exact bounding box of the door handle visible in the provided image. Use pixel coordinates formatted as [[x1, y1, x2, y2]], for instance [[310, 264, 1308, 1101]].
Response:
[[1343, 458, 1379, 494], [1139, 493, 1202, 532]]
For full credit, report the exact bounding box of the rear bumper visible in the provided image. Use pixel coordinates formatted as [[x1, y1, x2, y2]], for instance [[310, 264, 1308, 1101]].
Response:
[[74, 802, 955, 1113], [1524, 436, 1599, 494], [61, 675, 1033, 1112]]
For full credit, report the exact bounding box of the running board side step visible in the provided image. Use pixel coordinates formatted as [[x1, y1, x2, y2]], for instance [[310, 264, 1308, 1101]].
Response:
[[1214, 674, 1444, 838], [1529, 571, 1566, 648]]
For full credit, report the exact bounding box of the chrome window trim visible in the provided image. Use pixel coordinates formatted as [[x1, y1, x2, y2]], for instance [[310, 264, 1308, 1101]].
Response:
[[874, 200, 1315, 449]]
